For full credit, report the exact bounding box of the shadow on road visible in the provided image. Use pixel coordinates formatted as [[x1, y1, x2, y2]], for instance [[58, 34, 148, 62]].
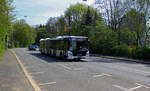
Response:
[[28, 50, 150, 68], [29, 52, 85, 63]]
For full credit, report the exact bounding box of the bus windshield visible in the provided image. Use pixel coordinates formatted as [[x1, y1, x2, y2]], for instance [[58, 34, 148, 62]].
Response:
[[69, 39, 89, 52]]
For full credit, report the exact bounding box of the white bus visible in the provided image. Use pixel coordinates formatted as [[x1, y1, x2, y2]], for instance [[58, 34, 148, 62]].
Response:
[[40, 36, 89, 59]]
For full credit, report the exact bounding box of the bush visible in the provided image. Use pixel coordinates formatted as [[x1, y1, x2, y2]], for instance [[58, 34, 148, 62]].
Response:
[[111, 44, 129, 57], [132, 47, 150, 60]]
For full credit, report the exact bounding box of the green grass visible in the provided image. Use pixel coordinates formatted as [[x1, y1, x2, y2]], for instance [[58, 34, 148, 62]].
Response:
[[0, 49, 5, 61], [0, 42, 6, 61]]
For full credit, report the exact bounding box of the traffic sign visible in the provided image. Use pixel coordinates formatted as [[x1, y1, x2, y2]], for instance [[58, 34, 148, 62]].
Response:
[[64, 25, 67, 32], [64, 25, 71, 32]]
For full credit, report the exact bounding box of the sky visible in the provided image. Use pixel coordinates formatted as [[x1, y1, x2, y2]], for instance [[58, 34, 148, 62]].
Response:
[[14, 0, 95, 25]]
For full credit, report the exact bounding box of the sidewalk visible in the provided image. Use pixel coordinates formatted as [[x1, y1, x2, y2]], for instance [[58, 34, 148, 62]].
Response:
[[90, 54, 150, 64], [0, 50, 33, 91]]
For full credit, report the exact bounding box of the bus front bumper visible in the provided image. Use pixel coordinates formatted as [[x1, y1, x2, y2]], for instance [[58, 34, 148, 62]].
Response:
[[67, 55, 89, 59]]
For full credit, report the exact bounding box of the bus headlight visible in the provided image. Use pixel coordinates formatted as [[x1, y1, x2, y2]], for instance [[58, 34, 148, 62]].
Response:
[[86, 51, 89, 56], [67, 51, 73, 59], [68, 51, 73, 55]]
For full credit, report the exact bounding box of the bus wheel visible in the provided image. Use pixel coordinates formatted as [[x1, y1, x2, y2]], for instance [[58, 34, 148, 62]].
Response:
[[75, 58, 81, 61], [59, 52, 63, 59], [49, 51, 51, 56]]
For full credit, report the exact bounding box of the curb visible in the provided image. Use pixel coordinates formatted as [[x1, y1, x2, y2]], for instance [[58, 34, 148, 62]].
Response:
[[90, 54, 150, 64]]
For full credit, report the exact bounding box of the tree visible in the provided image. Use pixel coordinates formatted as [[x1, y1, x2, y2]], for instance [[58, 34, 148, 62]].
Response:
[[64, 3, 88, 35], [85, 6, 92, 25], [64, 3, 102, 36], [46, 17, 58, 34], [96, 0, 130, 45], [12, 20, 36, 47], [56, 16, 67, 36], [125, 9, 146, 47], [0, 0, 14, 57]]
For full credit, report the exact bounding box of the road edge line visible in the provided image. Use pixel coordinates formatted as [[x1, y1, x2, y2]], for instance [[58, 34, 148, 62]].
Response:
[[10, 49, 41, 91]]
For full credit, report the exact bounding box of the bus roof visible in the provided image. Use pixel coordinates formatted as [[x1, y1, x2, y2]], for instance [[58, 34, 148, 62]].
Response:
[[39, 36, 88, 42], [55, 36, 88, 39], [39, 39, 45, 42]]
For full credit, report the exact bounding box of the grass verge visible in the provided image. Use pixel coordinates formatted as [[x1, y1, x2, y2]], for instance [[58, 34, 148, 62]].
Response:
[[0, 49, 6, 61]]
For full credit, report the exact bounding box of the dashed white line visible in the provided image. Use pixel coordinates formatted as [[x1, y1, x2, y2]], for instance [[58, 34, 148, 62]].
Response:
[[129, 85, 142, 91], [135, 83, 150, 89], [113, 83, 150, 91], [93, 73, 112, 78], [113, 85, 130, 91], [39, 82, 56, 86], [93, 74, 105, 78]]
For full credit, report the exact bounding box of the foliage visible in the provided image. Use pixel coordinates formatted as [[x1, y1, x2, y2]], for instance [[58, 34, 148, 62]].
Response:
[[64, 3, 101, 36], [111, 44, 129, 57], [89, 24, 117, 55], [125, 9, 146, 47], [0, 0, 14, 59], [85, 6, 92, 25], [12, 20, 36, 47], [119, 28, 136, 46], [132, 47, 150, 60]]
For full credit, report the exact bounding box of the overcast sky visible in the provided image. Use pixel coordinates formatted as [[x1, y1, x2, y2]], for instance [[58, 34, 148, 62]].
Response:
[[14, 0, 95, 25]]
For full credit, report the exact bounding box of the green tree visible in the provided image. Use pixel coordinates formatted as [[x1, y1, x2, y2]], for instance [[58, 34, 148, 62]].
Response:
[[56, 16, 67, 36], [35, 25, 51, 45], [12, 20, 36, 47], [85, 6, 92, 25], [126, 9, 146, 47], [64, 3, 102, 37], [0, 0, 14, 59], [64, 3, 88, 36]]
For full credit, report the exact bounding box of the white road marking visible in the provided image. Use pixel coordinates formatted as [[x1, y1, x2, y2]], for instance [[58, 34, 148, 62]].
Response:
[[113, 83, 150, 91], [58, 64, 72, 70], [39, 82, 56, 86], [113, 85, 130, 91], [135, 83, 150, 89], [129, 85, 142, 91], [93, 74, 105, 78], [93, 73, 112, 78], [103, 73, 112, 76]]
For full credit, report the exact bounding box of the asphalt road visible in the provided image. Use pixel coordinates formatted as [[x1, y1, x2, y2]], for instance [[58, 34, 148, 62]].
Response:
[[13, 48, 150, 91]]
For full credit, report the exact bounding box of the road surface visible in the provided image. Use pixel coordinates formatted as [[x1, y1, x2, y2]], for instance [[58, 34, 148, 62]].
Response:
[[13, 48, 150, 91]]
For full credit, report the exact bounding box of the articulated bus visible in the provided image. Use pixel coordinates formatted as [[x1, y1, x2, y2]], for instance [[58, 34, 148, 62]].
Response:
[[39, 36, 89, 59]]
